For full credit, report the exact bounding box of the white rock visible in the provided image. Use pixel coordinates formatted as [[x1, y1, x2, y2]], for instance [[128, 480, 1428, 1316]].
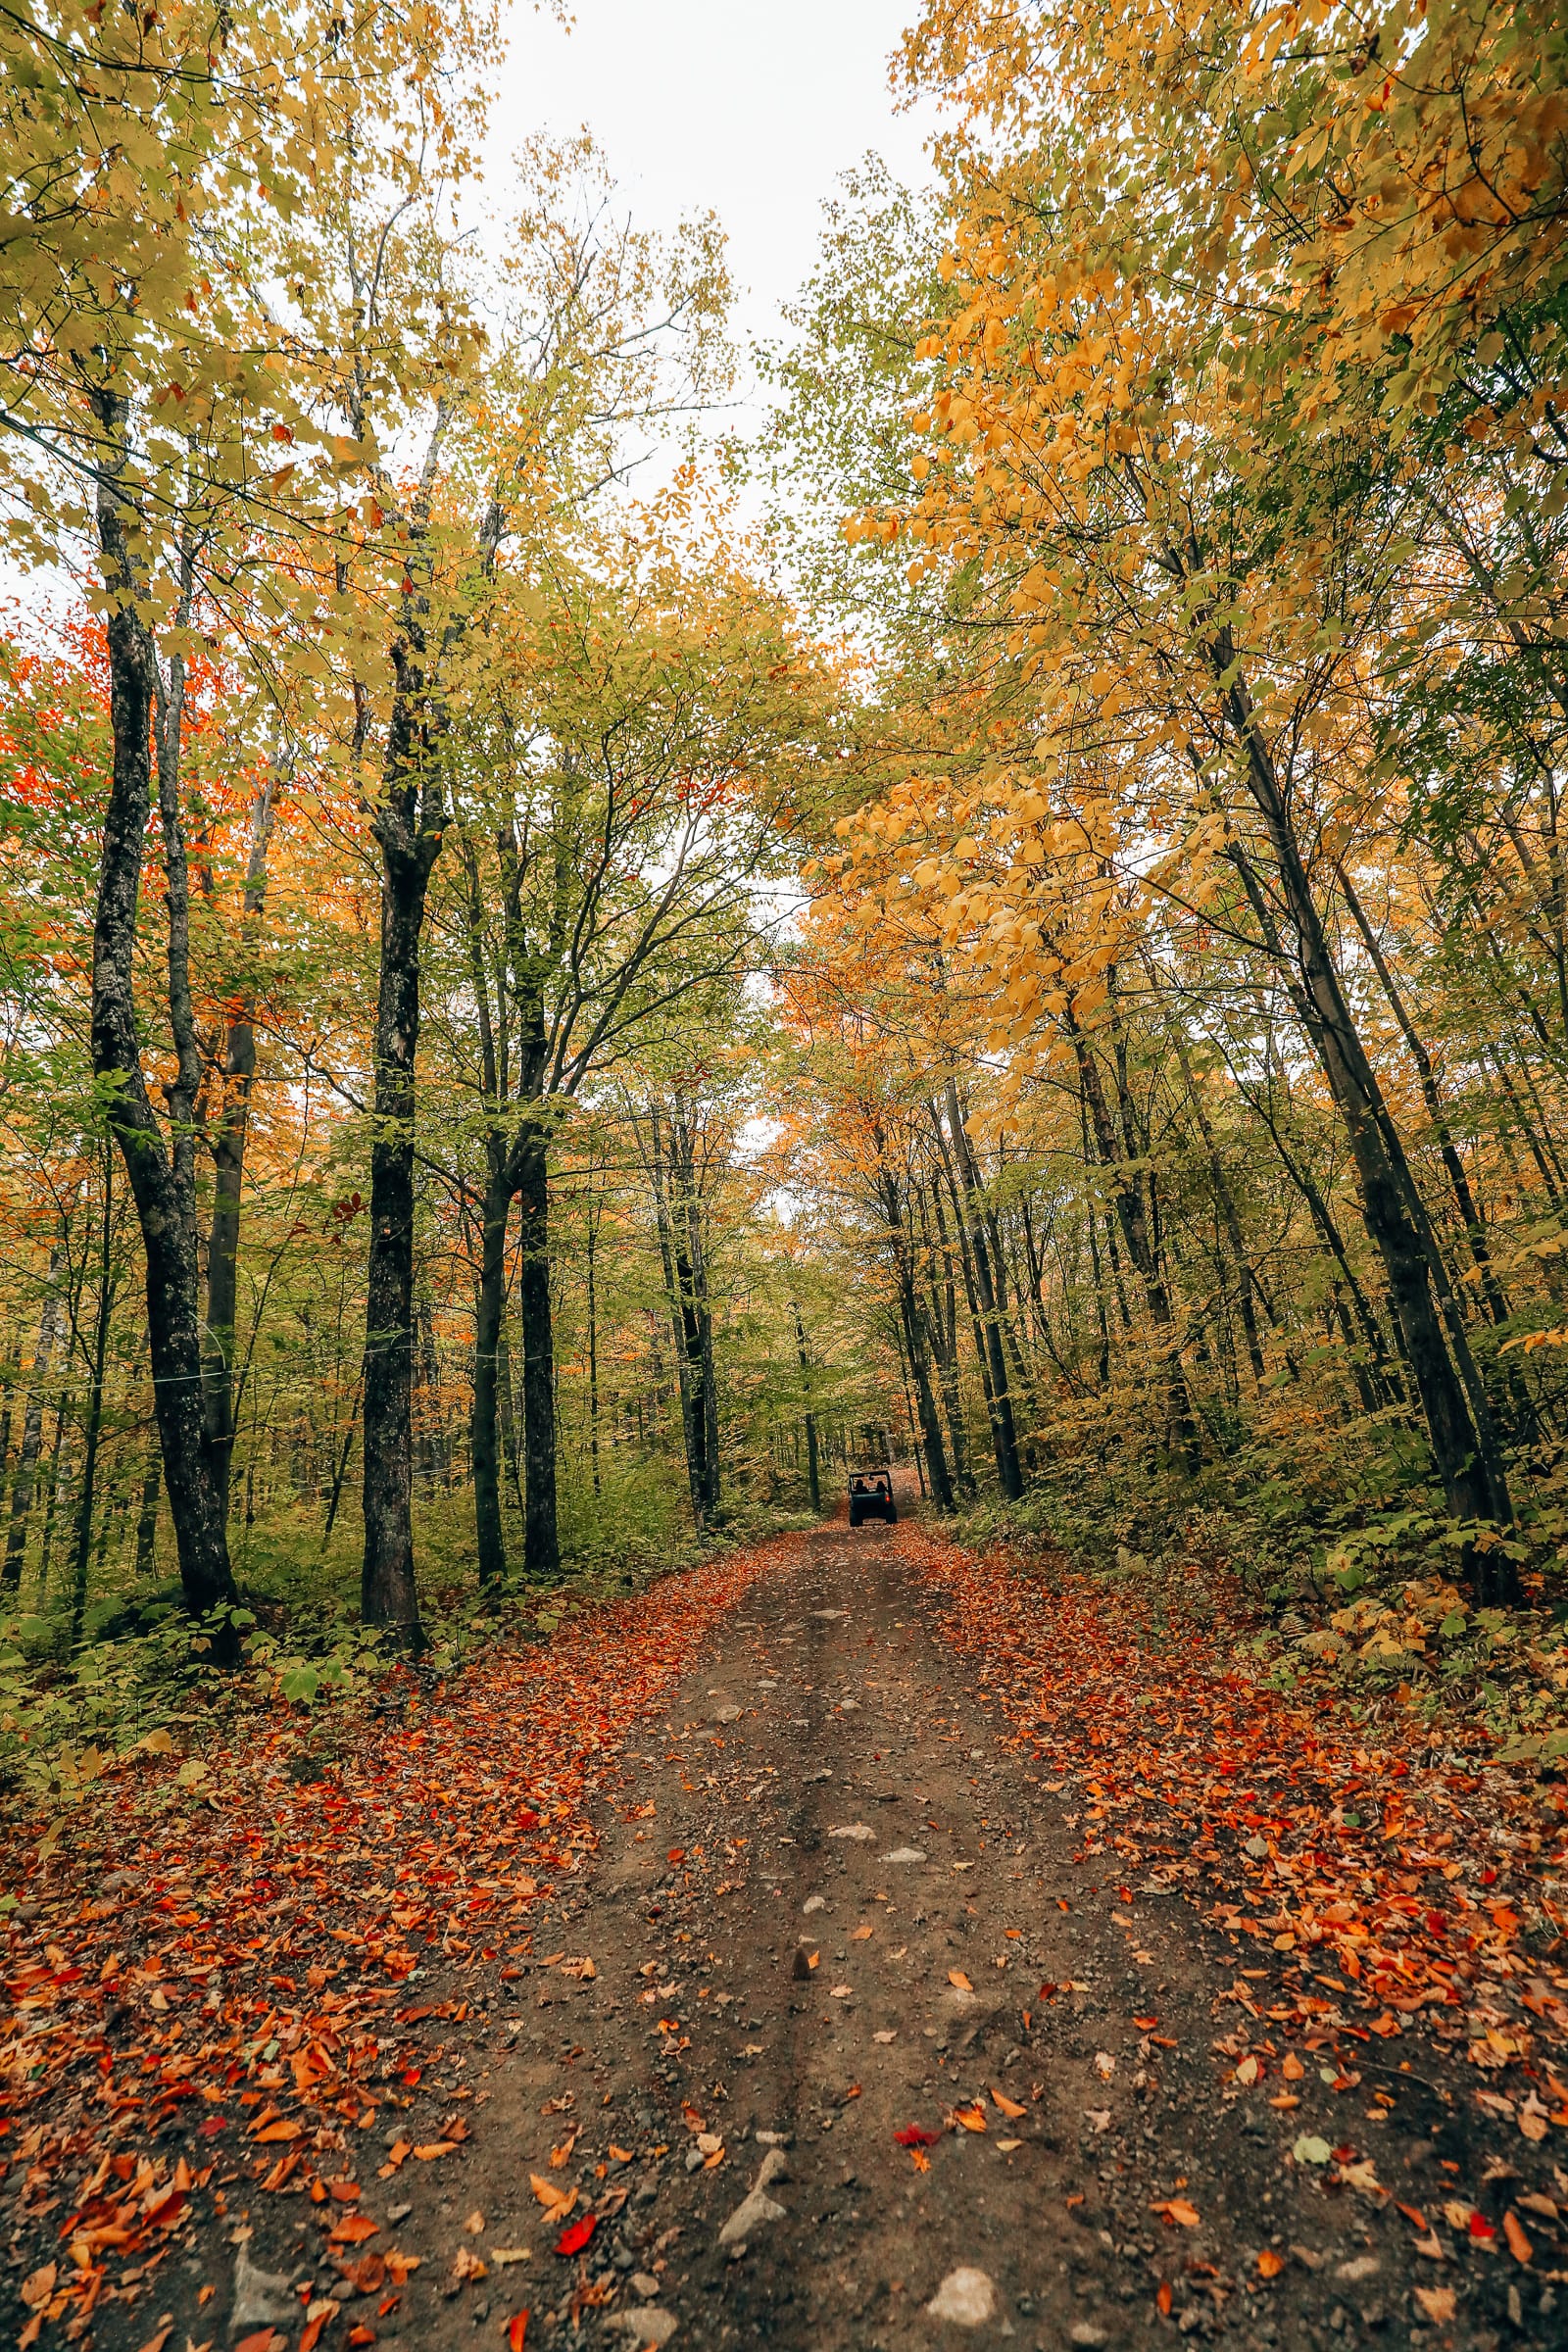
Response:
[[803, 1895, 827, 1913], [1336, 2254, 1381, 2282], [717, 2188, 787, 2247], [926, 2267, 996, 2326], [885, 1846, 927, 1863], [712, 1704, 743, 1724], [608, 2310, 678, 2347], [1069, 2324, 1108, 2349], [829, 1824, 875, 1841], [231, 2244, 296, 2333], [754, 2130, 792, 2146], [754, 2147, 789, 2190], [812, 1608, 848, 1619], [839, 1699, 859, 1711]]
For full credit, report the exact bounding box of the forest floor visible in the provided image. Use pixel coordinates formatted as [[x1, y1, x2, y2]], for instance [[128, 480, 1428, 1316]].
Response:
[[5, 1496, 1568, 2352]]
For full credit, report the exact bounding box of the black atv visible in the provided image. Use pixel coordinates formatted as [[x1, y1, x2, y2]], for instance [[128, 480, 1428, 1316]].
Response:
[[848, 1467, 897, 1526]]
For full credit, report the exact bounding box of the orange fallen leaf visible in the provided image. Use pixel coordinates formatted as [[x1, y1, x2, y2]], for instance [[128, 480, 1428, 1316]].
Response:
[[851, 1925, 874, 1940], [1414, 2287, 1455, 2324], [953, 2103, 988, 2132], [1282, 2052, 1305, 2082], [992, 2087, 1027, 2120], [507, 2317, 529, 2352], [1503, 2211, 1533, 2263], [1156, 2282, 1172, 2315], [1152, 2198, 1200, 2229], [609, 2144, 633, 2164], [413, 2141, 458, 2160], [328, 2216, 379, 2246], [949, 1969, 973, 1991], [1256, 2248, 1285, 2278]]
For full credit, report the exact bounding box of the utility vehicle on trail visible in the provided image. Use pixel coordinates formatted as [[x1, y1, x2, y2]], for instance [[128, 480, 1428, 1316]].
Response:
[[848, 1467, 897, 1526]]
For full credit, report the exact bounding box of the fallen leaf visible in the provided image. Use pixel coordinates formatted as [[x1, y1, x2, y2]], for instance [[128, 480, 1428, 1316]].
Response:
[[1503, 2211, 1533, 2263], [992, 2087, 1027, 2120], [1293, 2135, 1332, 2166], [1152, 2198, 1200, 2229], [555, 2214, 596, 2259], [1156, 2282, 1173, 2316], [1256, 2249, 1285, 2278], [507, 2318, 529, 2352], [953, 2103, 988, 2132], [1414, 2287, 1455, 2324], [529, 2176, 575, 2219], [894, 2125, 941, 2148], [949, 1969, 973, 1991], [851, 1925, 874, 1940], [21, 2268, 56, 2313], [328, 2216, 380, 2246]]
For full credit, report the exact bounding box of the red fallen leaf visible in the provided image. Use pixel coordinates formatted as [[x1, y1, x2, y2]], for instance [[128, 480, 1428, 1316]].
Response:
[[1468, 2213, 1496, 2242], [555, 2213, 597, 2258], [894, 2125, 941, 2148], [339, 2253, 386, 2293], [507, 2316, 530, 2351], [666, 1848, 686, 1865], [1424, 1910, 1446, 1937]]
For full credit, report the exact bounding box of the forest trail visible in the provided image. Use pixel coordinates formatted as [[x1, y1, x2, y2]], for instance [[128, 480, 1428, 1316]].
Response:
[[7, 1517, 1567, 2352]]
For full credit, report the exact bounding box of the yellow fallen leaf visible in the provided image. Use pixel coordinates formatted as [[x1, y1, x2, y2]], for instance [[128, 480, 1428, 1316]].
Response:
[[1235, 2055, 1259, 2085], [529, 2175, 575, 2219]]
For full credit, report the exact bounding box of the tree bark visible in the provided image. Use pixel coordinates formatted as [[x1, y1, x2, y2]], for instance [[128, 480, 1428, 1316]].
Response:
[[791, 1298, 821, 1515], [201, 772, 274, 1520], [471, 1154, 512, 1588], [516, 1132, 560, 1578], [940, 1082, 1024, 1498], [89, 398, 237, 1647], [4, 1253, 65, 1589]]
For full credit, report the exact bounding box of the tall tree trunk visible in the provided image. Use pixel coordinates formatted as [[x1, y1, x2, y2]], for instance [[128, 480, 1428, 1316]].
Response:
[[791, 1298, 821, 1514], [1216, 666, 1512, 1560], [201, 772, 274, 1522], [471, 1153, 512, 1588], [1072, 1024, 1201, 1469], [361, 825, 438, 1638], [89, 400, 237, 1648], [940, 1084, 1023, 1498], [132, 1439, 162, 1577], [586, 1203, 602, 1496], [4, 1254, 65, 1590], [1168, 1026, 1267, 1386], [1337, 866, 1511, 1329], [70, 1154, 117, 1644], [877, 1160, 954, 1508], [517, 1132, 559, 1579]]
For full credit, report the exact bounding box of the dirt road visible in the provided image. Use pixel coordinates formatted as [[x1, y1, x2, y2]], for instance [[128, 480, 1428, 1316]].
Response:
[[21, 1517, 1563, 2352]]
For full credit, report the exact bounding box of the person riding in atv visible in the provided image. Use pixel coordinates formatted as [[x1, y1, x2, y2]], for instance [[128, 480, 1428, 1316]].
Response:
[[848, 1467, 897, 1526]]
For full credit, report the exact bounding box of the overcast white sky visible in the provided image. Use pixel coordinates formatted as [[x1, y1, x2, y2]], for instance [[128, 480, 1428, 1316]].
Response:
[[494, 0, 937, 362]]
